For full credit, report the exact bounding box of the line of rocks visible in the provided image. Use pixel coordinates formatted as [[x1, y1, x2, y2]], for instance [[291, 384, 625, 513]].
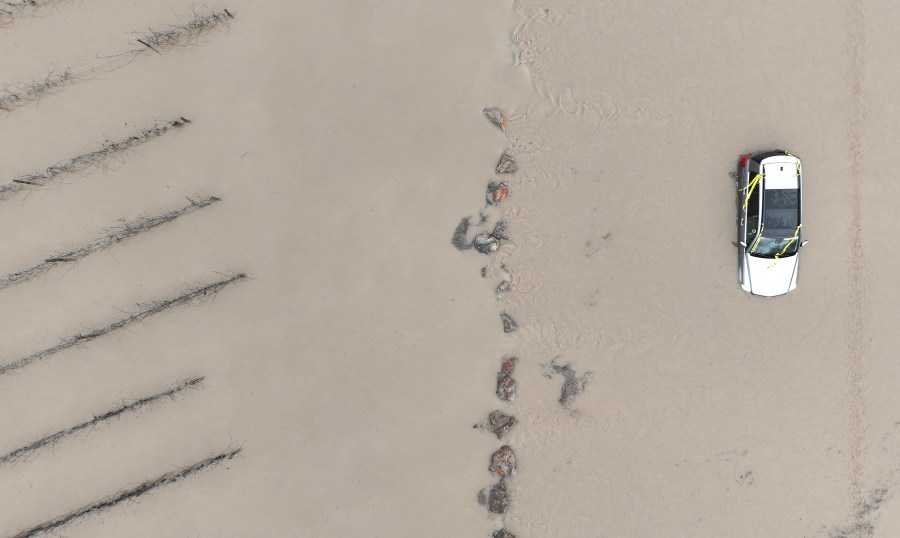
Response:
[[462, 107, 521, 538]]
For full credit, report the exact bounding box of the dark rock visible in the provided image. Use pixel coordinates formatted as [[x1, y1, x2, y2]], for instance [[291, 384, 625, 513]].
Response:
[[487, 479, 510, 514], [481, 266, 488, 278], [451, 217, 472, 250], [483, 107, 507, 131], [500, 312, 518, 333], [496, 374, 516, 401], [492, 220, 511, 241], [496, 150, 518, 174], [493, 530, 517, 538], [474, 233, 499, 254], [477, 489, 487, 506], [488, 410, 516, 439], [487, 181, 510, 205], [489, 446, 517, 477]]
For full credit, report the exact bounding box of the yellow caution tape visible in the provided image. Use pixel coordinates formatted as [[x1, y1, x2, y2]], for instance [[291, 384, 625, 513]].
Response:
[[783, 152, 801, 176], [742, 173, 762, 210], [767, 224, 802, 269]]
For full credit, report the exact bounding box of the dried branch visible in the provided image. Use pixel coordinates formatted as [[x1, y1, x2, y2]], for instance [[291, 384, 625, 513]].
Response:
[[0, 0, 71, 28], [0, 376, 204, 466], [0, 9, 235, 112], [0, 273, 247, 375], [0, 117, 191, 199], [9, 448, 241, 538], [0, 196, 221, 288]]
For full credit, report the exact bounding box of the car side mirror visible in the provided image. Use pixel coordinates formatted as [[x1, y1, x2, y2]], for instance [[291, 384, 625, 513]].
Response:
[[733, 241, 747, 248], [800, 240, 809, 247]]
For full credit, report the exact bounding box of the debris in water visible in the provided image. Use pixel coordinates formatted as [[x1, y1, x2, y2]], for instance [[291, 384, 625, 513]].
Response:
[[488, 410, 516, 439], [489, 446, 517, 478], [474, 233, 499, 254], [500, 312, 518, 333], [451, 217, 472, 251], [493, 531, 516, 538], [492, 220, 511, 241], [487, 479, 510, 514], [495, 280, 510, 299], [496, 150, 518, 174], [544, 359, 591, 405], [487, 181, 510, 205], [483, 107, 507, 131]]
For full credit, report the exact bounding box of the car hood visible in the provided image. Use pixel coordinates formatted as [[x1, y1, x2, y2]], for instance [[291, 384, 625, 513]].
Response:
[[743, 253, 799, 297]]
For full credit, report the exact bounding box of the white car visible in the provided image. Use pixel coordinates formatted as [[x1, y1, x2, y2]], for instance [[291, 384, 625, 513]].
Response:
[[736, 150, 807, 297]]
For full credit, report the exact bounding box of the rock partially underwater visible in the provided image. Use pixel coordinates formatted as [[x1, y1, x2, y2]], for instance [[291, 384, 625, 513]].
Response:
[[473, 233, 500, 254], [500, 312, 518, 333], [496, 356, 518, 401], [496, 373, 516, 401], [483, 107, 507, 131], [487, 181, 510, 205], [487, 479, 510, 514], [489, 445, 517, 478], [496, 150, 518, 174], [487, 410, 516, 439]]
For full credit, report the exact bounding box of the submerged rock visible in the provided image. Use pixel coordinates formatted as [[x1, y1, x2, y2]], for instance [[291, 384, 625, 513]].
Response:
[[496, 150, 518, 174], [545, 359, 591, 405], [493, 530, 517, 538], [474, 233, 500, 254], [487, 479, 510, 514], [488, 410, 516, 439], [451, 217, 472, 250], [495, 280, 510, 299], [483, 107, 507, 131], [489, 446, 517, 477], [500, 312, 518, 333], [487, 181, 510, 205]]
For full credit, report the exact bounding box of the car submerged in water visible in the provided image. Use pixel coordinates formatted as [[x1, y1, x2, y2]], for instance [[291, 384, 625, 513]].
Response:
[[735, 150, 808, 297]]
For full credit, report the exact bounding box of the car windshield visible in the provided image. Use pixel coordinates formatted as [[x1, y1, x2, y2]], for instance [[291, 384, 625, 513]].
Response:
[[750, 236, 799, 258]]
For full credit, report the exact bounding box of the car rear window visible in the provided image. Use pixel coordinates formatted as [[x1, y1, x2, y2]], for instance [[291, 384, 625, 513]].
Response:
[[763, 188, 799, 236]]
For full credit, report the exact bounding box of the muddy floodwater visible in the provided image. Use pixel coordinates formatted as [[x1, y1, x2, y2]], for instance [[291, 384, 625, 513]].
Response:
[[505, 1, 900, 536], [1, 0, 899, 537]]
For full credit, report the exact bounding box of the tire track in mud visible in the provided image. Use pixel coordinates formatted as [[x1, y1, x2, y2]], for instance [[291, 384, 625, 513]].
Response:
[[844, 0, 869, 534]]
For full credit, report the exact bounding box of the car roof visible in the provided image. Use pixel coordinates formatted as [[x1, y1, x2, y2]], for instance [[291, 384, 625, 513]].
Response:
[[761, 155, 800, 190]]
